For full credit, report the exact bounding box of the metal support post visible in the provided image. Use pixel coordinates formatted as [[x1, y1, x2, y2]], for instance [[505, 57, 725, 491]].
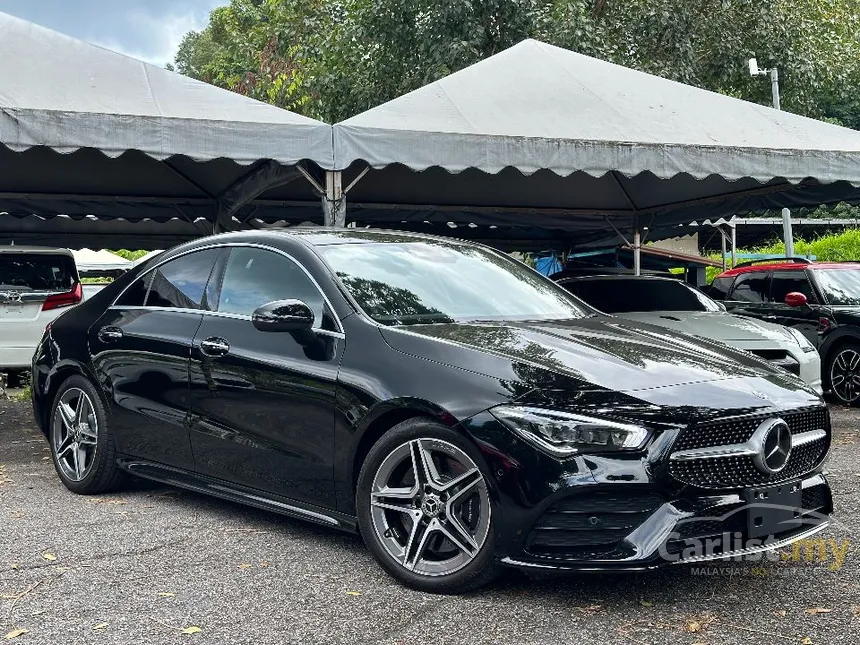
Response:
[[781, 207, 795, 257], [730, 223, 737, 268], [323, 171, 345, 227], [633, 226, 642, 276]]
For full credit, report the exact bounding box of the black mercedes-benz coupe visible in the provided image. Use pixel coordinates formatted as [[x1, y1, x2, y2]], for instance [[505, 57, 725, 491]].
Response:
[[32, 229, 832, 593]]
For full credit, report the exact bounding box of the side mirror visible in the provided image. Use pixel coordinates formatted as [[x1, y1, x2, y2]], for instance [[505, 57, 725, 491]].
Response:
[[252, 299, 314, 332], [784, 292, 808, 308]]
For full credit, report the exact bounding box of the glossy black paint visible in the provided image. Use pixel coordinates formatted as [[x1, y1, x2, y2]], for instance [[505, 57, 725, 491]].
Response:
[[31, 229, 832, 571]]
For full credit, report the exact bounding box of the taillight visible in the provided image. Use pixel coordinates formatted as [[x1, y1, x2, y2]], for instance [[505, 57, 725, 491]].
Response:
[[42, 283, 83, 311]]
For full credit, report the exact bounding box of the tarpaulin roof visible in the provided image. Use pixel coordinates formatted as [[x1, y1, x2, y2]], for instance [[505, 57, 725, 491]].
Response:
[[333, 39, 860, 239], [71, 248, 131, 273], [0, 11, 332, 229]]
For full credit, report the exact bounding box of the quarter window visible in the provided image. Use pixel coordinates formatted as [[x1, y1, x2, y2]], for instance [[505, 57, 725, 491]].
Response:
[[115, 249, 219, 309], [729, 273, 768, 303], [216, 248, 330, 328]]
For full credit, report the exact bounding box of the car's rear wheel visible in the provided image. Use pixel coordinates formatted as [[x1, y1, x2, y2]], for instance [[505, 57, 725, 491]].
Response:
[[357, 418, 499, 594], [826, 342, 860, 406], [49, 375, 126, 494]]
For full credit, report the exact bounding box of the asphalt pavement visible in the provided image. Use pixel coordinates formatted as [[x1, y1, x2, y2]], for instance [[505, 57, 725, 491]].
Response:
[[1, 395, 859, 645]]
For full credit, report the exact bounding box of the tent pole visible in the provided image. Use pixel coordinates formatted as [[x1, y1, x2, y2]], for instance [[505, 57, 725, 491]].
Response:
[[633, 226, 642, 276], [730, 223, 737, 268], [323, 171, 345, 227], [721, 229, 727, 271]]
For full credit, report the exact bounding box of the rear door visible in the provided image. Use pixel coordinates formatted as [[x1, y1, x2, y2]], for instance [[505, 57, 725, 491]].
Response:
[[724, 271, 772, 319], [88, 248, 220, 469], [0, 251, 81, 369]]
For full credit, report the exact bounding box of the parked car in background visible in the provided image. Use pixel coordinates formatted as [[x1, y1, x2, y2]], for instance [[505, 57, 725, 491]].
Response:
[[32, 230, 831, 593], [1, 247, 82, 383], [556, 274, 822, 395], [711, 259, 860, 406]]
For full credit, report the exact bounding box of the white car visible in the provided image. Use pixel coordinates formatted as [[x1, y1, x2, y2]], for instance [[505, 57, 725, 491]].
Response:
[[557, 274, 823, 394], [0, 247, 83, 377]]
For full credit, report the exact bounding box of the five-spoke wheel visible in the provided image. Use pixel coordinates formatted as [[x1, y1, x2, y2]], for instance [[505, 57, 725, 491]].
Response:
[[49, 375, 126, 494], [357, 419, 498, 593], [52, 388, 99, 481]]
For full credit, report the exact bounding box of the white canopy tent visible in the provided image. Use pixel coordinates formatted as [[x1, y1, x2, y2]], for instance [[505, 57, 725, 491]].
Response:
[[71, 249, 132, 273], [0, 11, 336, 238], [331, 39, 860, 271]]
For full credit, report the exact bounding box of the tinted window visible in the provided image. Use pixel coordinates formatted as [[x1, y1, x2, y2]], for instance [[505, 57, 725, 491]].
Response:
[[564, 278, 720, 313], [217, 248, 327, 325], [116, 250, 218, 309], [813, 268, 860, 305], [706, 277, 733, 301], [729, 273, 768, 303], [0, 253, 76, 292], [770, 271, 817, 304], [115, 272, 153, 307], [319, 241, 590, 325]]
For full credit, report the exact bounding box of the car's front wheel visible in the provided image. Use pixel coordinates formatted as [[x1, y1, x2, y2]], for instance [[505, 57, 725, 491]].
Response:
[[357, 418, 499, 593], [49, 375, 126, 494]]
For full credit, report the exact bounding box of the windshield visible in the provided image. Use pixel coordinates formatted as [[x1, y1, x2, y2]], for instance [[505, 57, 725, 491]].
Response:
[[320, 241, 591, 325], [563, 278, 722, 313], [813, 269, 860, 305], [0, 253, 77, 292]]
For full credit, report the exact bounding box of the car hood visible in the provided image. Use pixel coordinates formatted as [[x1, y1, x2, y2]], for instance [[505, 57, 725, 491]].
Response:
[[613, 311, 797, 346], [379, 316, 795, 395]]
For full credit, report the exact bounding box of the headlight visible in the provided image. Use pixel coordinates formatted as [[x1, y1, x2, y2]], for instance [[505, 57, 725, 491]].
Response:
[[787, 328, 817, 353], [490, 406, 650, 457]]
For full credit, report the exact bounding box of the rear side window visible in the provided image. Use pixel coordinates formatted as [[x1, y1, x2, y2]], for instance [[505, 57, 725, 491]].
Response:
[[0, 253, 77, 292], [770, 271, 817, 304], [115, 249, 219, 310], [706, 277, 733, 300], [729, 273, 768, 303]]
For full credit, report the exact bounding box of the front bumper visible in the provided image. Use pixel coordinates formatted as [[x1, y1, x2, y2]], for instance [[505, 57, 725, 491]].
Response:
[[464, 406, 833, 571]]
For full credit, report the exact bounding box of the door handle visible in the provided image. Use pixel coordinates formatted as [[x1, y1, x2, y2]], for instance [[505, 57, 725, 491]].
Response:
[[199, 337, 230, 357], [98, 326, 123, 342]]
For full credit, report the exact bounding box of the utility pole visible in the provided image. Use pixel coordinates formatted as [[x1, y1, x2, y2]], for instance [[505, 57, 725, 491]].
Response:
[[749, 58, 794, 257]]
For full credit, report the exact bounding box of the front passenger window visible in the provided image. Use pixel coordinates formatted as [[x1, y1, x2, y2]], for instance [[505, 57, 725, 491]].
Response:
[[217, 248, 331, 329]]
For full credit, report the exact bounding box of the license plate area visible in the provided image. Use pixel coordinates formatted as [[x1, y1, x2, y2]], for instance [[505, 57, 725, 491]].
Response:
[[744, 482, 802, 538]]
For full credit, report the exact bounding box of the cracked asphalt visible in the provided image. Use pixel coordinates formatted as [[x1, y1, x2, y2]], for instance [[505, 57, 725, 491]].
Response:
[[1, 396, 859, 645]]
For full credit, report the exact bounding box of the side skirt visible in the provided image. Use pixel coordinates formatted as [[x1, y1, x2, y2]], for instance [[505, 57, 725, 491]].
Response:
[[117, 458, 358, 533]]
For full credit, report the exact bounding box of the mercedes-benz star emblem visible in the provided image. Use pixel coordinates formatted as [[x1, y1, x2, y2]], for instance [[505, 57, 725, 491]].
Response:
[[752, 418, 793, 474]]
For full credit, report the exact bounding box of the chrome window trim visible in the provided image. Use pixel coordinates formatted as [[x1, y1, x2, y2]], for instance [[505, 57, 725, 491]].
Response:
[[110, 242, 344, 335]]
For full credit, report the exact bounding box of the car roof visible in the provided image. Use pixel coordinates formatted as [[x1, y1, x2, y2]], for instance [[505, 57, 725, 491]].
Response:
[[0, 245, 74, 256], [717, 261, 860, 278], [266, 227, 467, 247], [557, 274, 684, 283]]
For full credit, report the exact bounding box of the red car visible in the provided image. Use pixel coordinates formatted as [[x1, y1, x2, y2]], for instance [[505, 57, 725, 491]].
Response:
[[709, 258, 860, 405]]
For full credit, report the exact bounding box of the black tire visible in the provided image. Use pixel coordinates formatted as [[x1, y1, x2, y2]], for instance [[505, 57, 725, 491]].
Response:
[[48, 374, 127, 494], [825, 341, 860, 406], [356, 418, 499, 594]]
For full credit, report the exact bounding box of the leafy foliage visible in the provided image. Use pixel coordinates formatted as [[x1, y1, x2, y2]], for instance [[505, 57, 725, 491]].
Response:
[[172, 0, 860, 125]]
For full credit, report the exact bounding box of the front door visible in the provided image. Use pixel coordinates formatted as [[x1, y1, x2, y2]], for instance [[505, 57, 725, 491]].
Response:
[[767, 270, 826, 347], [88, 248, 220, 469], [189, 246, 343, 508]]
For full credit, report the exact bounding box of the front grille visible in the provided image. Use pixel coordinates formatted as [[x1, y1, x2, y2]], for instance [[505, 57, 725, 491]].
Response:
[[673, 406, 827, 451], [669, 407, 830, 489]]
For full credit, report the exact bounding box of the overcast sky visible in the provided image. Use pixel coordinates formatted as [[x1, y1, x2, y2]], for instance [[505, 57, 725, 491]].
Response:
[[0, 0, 221, 66]]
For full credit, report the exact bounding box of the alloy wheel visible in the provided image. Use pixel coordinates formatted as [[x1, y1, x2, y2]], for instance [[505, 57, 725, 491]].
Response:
[[830, 347, 860, 404], [52, 388, 99, 481], [369, 438, 491, 577]]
